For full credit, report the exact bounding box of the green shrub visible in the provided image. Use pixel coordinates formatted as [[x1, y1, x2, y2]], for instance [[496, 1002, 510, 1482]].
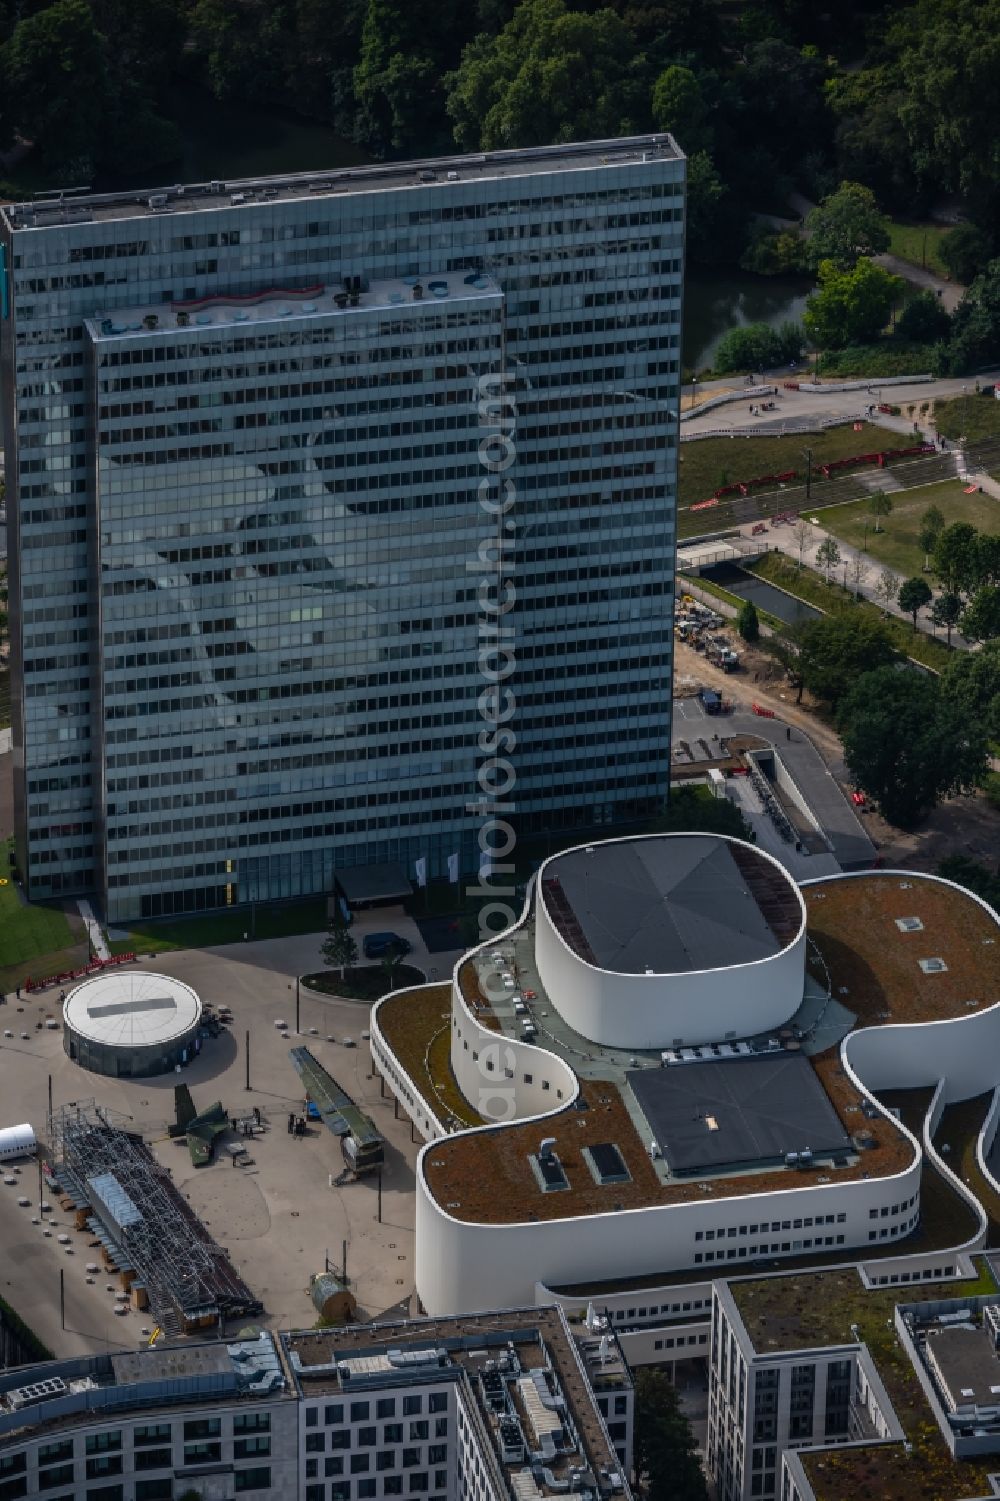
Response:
[[939, 223, 992, 285], [713, 320, 804, 374]]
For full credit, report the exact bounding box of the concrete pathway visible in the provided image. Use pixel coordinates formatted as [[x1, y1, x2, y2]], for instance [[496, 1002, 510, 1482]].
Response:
[[681, 371, 1000, 439], [76, 898, 109, 960]]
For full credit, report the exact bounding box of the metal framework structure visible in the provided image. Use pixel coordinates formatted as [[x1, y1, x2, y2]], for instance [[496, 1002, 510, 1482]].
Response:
[[48, 1101, 261, 1333]]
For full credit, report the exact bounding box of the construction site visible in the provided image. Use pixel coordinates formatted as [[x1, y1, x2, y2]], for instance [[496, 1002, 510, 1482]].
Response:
[[46, 1100, 262, 1337]]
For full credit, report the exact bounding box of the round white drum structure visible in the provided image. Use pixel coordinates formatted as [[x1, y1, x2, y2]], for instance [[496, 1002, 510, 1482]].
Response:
[[534, 833, 808, 1048], [63, 971, 202, 1078]]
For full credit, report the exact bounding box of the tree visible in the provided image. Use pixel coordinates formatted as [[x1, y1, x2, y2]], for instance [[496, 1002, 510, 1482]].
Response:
[[633, 1366, 709, 1501], [684, 150, 731, 265], [960, 585, 1000, 643], [737, 599, 760, 642], [654, 785, 755, 844], [3, 0, 113, 173], [803, 258, 903, 350], [918, 504, 945, 571], [712, 321, 803, 375], [792, 518, 814, 569], [868, 489, 893, 533], [941, 640, 1000, 738], [940, 223, 992, 286], [321, 909, 358, 978], [838, 665, 987, 828], [794, 612, 897, 706], [815, 536, 841, 582], [946, 259, 1000, 374], [874, 567, 898, 615], [975, 533, 1000, 588], [847, 554, 870, 599], [894, 290, 951, 344], [930, 590, 963, 647], [898, 575, 932, 631], [652, 64, 712, 155], [445, 0, 639, 152], [937, 854, 1000, 910], [932, 521, 979, 596], [805, 181, 890, 271]]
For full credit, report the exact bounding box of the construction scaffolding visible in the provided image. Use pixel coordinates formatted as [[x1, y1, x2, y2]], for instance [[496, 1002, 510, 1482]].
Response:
[[48, 1101, 261, 1335]]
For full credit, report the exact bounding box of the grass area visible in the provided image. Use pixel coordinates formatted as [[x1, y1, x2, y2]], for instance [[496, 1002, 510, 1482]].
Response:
[[678, 422, 888, 507], [817, 479, 1000, 577], [885, 219, 951, 278], [935, 1091, 1000, 1246], [814, 342, 937, 379], [746, 552, 954, 671], [0, 839, 87, 992], [736, 1257, 1000, 1501], [934, 393, 1000, 443], [376, 981, 483, 1128], [301, 962, 426, 1002], [109, 896, 328, 956]]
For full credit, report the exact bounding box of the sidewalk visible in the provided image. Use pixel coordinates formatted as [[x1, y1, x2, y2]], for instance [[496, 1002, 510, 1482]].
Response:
[[754, 520, 972, 651]]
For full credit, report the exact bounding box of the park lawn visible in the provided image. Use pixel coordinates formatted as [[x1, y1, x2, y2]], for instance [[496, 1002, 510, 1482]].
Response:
[[747, 553, 954, 672], [815, 480, 1000, 577], [0, 843, 88, 991], [933, 394, 1000, 442], [109, 895, 329, 956], [885, 219, 950, 278], [678, 421, 890, 506]]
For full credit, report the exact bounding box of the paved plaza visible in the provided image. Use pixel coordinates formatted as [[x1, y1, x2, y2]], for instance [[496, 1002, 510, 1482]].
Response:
[[0, 917, 462, 1360]]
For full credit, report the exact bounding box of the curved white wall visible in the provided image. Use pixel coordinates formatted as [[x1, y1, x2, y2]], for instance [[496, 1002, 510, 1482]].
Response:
[[414, 1145, 922, 1316], [449, 1001, 577, 1123], [534, 835, 808, 1049]]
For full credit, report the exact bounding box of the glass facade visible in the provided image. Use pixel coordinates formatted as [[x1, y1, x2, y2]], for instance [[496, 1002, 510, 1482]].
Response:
[[0, 138, 685, 921]]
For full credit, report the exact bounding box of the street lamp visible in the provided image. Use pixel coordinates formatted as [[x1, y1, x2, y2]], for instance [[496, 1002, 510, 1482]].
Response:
[[690, 375, 698, 411], [801, 446, 813, 501]]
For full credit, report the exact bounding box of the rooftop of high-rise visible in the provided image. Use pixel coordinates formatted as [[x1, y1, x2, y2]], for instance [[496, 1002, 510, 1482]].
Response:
[[0, 134, 683, 232]]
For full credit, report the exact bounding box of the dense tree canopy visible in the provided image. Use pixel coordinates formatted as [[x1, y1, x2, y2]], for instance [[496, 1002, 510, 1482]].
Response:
[[805, 181, 889, 271], [838, 665, 987, 828], [794, 612, 898, 706], [941, 641, 1000, 739], [804, 259, 903, 349]]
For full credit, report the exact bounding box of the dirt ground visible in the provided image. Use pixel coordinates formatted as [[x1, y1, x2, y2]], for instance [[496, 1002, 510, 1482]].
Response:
[[674, 636, 1000, 872]]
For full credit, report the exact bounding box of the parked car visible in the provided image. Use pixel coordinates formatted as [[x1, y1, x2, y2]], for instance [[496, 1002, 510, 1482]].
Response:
[[362, 931, 411, 960]]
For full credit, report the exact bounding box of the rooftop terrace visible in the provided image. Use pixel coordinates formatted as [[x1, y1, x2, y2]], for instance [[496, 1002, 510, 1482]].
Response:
[[84, 274, 500, 342], [803, 873, 1000, 1026], [2, 134, 681, 230]]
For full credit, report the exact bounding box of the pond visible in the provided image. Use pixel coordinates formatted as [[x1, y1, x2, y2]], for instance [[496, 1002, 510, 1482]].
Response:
[[701, 562, 821, 627], [682, 268, 813, 373]]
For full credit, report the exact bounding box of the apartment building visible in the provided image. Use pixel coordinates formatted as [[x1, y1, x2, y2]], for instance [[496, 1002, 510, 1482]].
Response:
[[0, 136, 685, 921]]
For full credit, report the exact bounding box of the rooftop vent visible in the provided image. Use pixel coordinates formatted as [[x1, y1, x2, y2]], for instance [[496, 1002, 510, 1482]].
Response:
[[583, 1142, 631, 1186], [919, 957, 948, 974], [896, 917, 924, 933], [530, 1150, 569, 1193]]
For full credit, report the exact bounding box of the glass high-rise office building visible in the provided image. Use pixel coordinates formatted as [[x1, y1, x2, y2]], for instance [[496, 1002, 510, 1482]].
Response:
[[0, 136, 685, 922]]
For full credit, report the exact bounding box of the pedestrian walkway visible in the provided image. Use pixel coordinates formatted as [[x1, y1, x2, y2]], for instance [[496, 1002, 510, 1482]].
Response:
[[77, 898, 109, 961]]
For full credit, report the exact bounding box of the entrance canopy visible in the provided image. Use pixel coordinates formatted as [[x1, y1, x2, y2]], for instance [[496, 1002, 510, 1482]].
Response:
[[337, 862, 413, 905]]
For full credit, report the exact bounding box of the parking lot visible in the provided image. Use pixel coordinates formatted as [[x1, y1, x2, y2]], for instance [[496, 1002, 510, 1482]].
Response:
[[0, 915, 461, 1358]]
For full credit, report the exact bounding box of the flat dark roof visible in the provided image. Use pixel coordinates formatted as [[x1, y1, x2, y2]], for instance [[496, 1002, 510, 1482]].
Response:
[[926, 1326, 1000, 1409], [542, 837, 798, 974], [627, 1054, 851, 1175]]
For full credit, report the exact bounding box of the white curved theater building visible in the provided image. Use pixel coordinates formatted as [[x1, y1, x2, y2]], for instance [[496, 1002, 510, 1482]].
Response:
[[372, 833, 1000, 1323]]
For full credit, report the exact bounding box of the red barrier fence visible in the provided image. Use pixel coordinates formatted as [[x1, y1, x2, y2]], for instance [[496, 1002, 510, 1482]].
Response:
[[694, 443, 935, 511], [25, 951, 137, 993], [751, 703, 776, 718]]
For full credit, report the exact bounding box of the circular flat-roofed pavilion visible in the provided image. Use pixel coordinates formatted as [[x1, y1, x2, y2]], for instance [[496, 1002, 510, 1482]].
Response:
[[63, 971, 202, 1078]]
